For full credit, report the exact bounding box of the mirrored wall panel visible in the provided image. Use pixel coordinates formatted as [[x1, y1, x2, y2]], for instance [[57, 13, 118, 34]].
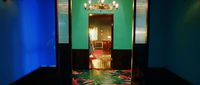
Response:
[[135, 0, 147, 44], [58, 0, 69, 43]]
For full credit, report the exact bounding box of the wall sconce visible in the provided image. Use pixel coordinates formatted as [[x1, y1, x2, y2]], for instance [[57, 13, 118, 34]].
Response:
[[84, 0, 119, 11]]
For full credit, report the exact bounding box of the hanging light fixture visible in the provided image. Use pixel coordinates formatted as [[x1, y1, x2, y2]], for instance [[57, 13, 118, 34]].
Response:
[[84, 0, 119, 10]]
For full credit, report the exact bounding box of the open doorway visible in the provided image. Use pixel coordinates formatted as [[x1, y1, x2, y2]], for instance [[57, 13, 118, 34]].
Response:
[[89, 14, 113, 69], [55, 0, 150, 84], [71, 14, 132, 84]]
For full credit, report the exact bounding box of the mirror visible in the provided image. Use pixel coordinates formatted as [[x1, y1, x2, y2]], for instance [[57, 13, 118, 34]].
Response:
[[89, 14, 113, 69]]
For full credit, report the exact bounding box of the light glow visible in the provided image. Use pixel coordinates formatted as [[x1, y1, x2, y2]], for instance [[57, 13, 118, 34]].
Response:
[[84, 0, 119, 10], [89, 27, 98, 41]]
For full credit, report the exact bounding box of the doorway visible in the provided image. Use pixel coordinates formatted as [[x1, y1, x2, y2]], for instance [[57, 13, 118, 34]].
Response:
[[89, 14, 113, 69]]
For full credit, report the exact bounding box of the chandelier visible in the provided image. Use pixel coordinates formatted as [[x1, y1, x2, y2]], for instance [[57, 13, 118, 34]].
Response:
[[84, 0, 119, 10]]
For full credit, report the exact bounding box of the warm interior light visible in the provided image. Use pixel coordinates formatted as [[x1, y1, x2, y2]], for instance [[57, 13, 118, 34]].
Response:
[[89, 27, 98, 41], [112, 1, 116, 5], [116, 3, 119, 8], [89, 14, 93, 16], [107, 36, 111, 39], [88, 0, 91, 4], [84, 0, 119, 10], [84, 3, 87, 8], [100, 0, 104, 3]]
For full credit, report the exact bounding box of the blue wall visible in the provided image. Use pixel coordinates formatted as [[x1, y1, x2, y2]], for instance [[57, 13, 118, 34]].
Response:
[[0, 0, 56, 85]]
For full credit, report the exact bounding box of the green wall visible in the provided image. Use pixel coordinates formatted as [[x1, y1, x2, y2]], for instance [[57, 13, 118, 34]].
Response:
[[72, 0, 133, 49]]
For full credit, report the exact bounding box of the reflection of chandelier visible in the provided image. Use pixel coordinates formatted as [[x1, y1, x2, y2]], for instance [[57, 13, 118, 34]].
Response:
[[84, 0, 119, 10]]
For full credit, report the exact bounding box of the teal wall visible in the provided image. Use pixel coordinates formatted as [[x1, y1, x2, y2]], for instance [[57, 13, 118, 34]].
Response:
[[72, 0, 133, 49]]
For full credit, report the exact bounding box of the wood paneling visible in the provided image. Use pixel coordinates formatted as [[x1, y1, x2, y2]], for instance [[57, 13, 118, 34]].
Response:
[[112, 50, 132, 69], [72, 49, 89, 69]]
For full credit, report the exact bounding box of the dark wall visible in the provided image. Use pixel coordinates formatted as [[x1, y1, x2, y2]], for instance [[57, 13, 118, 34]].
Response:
[[149, 0, 171, 67], [165, 0, 200, 85], [0, 1, 22, 85], [0, 0, 56, 84], [149, 0, 200, 84]]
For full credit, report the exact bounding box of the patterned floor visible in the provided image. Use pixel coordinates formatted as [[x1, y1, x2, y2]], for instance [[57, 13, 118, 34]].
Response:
[[72, 70, 132, 85]]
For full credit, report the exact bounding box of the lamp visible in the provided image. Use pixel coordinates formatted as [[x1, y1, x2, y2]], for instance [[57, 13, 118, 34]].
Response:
[[84, 0, 119, 10]]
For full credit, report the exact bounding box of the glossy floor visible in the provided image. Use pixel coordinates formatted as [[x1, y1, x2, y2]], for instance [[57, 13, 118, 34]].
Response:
[[89, 49, 112, 69], [72, 69, 132, 85]]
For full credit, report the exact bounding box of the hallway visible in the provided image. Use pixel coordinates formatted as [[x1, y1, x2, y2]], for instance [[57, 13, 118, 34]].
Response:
[[1, 0, 199, 84]]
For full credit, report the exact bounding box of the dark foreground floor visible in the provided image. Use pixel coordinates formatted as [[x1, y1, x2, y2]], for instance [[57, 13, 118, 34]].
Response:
[[11, 67, 192, 85]]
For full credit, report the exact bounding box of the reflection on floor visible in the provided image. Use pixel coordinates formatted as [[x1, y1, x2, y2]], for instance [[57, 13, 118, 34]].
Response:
[[90, 49, 112, 69], [72, 69, 132, 85]]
